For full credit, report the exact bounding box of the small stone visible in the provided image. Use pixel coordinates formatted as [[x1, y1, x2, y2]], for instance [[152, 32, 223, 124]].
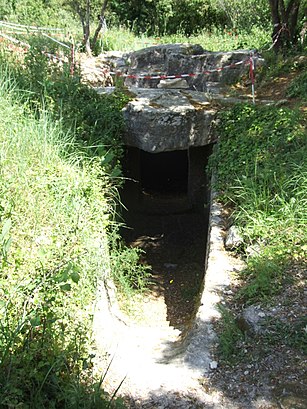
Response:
[[225, 225, 243, 250], [258, 312, 266, 318], [157, 78, 189, 89], [244, 370, 249, 375], [209, 361, 218, 370]]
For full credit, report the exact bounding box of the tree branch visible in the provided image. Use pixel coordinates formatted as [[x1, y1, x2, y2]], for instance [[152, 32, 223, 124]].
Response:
[[92, 0, 109, 51]]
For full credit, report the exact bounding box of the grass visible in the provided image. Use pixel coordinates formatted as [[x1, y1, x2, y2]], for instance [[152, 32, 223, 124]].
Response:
[[209, 75, 307, 361], [0, 40, 152, 405], [210, 104, 306, 302], [0, 70, 118, 408]]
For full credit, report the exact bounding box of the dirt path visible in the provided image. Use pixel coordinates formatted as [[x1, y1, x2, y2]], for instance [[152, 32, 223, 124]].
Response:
[[122, 191, 208, 332], [94, 191, 235, 408]]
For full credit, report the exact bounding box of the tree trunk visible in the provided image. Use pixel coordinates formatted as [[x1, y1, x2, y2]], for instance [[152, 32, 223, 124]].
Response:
[[92, 0, 109, 51], [268, 0, 302, 52], [84, 0, 92, 55]]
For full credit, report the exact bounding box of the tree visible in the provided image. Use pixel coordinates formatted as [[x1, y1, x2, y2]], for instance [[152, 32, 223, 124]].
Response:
[[66, 0, 109, 55], [268, 0, 303, 51]]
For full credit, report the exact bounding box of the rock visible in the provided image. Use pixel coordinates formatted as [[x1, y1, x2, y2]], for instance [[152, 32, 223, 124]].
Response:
[[122, 88, 218, 153], [124, 44, 264, 91], [236, 306, 266, 335], [225, 225, 243, 250], [157, 78, 189, 89], [209, 360, 218, 369]]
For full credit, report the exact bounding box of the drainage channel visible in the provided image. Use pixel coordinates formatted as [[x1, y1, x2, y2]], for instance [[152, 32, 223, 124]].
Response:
[[120, 145, 213, 333]]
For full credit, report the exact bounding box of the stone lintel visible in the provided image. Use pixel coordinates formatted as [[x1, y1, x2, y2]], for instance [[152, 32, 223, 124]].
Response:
[[122, 88, 218, 153]]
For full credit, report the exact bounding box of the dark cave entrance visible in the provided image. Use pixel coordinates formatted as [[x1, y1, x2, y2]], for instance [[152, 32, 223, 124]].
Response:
[[121, 145, 213, 331], [140, 150, 188, 195], [122, 145, 213, 213]]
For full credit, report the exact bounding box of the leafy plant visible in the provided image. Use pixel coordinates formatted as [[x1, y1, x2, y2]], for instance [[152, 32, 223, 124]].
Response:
[[287, 70, 307, 100], [0, 45, 129, 407], [109, 233, 151, 297]]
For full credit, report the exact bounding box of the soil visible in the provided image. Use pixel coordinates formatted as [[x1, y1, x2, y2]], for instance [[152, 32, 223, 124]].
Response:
[[121, 190, 208, 332]]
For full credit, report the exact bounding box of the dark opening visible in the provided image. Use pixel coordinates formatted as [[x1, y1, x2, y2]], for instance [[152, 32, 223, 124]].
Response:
[[120, 144, 214, 333], [140, 150, 188, 194]]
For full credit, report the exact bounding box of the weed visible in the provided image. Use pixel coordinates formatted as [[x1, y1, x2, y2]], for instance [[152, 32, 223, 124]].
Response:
[[217, 305, 244, 363], [109, 233, 152, 297], [286, 70, 307, 100], [264, 317, 307, 354]]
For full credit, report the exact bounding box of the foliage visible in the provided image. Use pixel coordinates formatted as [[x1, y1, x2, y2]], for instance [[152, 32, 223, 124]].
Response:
[[0, 35, 130, 177], [109, 233, 151, 297], [210, 104, 307, 301], [0, 0, 73, 27], [0, 73, 118, 407], [286, 69, 307, 99], [217, 305, 244, 362], [0, 38, 140, 408], [107, 0, 270, 36], [100, 25, 271, 53], [265, 316, 307, 353], [211, 0, 271, 30]]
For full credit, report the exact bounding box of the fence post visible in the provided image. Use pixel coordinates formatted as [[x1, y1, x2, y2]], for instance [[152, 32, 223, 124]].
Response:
[[249, 53, 255, 104], [70, 42, 75, 76]]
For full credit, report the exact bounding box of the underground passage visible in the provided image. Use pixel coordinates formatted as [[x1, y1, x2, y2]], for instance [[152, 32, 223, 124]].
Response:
[[121, 145, 213, 330]]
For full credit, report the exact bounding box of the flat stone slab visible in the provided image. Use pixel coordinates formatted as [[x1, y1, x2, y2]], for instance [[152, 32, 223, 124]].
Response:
[[122, 88, 218, 152]]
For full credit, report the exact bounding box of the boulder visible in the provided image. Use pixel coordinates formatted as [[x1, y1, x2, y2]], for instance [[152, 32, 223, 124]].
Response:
[[124, 44, 263, 91]]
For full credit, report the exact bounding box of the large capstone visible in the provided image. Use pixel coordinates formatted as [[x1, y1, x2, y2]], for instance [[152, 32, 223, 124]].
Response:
[[122, 88, 218, 153]]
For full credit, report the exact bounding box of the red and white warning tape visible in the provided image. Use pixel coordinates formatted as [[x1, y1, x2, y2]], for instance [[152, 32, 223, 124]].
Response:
[[107, 59, 247, 80], [105, 55, 257, 103]]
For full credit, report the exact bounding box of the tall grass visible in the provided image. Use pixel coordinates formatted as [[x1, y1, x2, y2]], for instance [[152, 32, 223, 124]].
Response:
[[0, 69, 120, 407], [210, 104, 307, 302]]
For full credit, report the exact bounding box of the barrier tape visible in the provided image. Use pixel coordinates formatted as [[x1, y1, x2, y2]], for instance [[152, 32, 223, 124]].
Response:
[[249, 55, 255, 104], [42, 50, 68, 63], [104, 56, 257, 102], [106, 59, 246, 80], [0, 20, 64, 32], [0, 21, 256, 100], [41, 32, 71, 49], [0, 32, 30, 48]]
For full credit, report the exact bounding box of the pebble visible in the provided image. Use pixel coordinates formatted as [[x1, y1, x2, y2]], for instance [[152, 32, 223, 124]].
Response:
[[209, 361, 218, 370]]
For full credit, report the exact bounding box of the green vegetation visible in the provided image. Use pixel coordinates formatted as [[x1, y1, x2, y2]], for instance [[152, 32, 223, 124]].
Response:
[[0, 33, 148, 408], [0, 0, 306, 399], [0, 71, 112, 408], [211, 104, 306, 302], [1, 1, 306, 55], [209, 60, 307, 361], [287, 70, 307, 100]]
